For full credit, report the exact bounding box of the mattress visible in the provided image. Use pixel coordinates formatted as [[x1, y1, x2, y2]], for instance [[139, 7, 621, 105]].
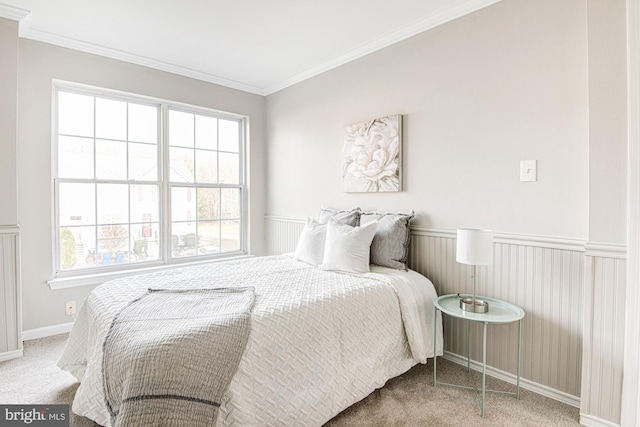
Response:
[[58, 254, 443, 426]]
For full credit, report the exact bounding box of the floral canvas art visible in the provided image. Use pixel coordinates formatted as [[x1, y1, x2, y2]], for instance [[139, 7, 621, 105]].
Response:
[[342, 114, 402, 193]]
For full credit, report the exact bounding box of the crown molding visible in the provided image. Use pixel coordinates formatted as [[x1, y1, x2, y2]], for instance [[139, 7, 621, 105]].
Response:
[[0, 3, 29, 21], [263, 0, 503, 95], [20, 28, 268, 95], [9, 0, 502, 96]]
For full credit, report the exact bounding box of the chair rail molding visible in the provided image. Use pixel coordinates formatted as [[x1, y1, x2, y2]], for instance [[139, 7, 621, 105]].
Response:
[[584, 242, 627, 259]]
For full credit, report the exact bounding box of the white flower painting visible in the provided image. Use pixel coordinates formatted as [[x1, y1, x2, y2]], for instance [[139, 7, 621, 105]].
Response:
[[342, 114, 402, 193]]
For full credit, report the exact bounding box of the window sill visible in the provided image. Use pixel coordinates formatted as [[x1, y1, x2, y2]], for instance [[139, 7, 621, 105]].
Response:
[[48, 254, 254, 290]]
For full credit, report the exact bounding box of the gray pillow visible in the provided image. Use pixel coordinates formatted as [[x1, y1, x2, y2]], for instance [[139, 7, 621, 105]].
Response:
[[318, 207, 361, 227], [360, 210, 415, 270]]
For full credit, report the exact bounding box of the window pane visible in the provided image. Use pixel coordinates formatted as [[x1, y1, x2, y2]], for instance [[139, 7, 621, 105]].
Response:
[[59, 226, 95, 270], [58, 136, 94, 179], [171, 221, 196, 258], [197, 221, 220, 255], [98, 224, 130, 264], [131, 184, 159, 223], [219, 152, 239, 184], [197, 188, 220, 220], [130, 222, 160, 261], [195, 149, 217, 183], [97, 184, 129, 224], [58, 92, 94, 137], [219, 119, 239, 152], [129, 103, 158, 143], [221, 220, 241, 252], [96, 140, 127, 180], [55, 87, 246, 271], [171, 187, 196, 222], [129, 142, 158, 181], [170, 147, 194, 183], [195, 115, 217, 150], [59, 183, 95, 227], [169, 110, 194, 148], [221, 188, 240, 219], [96, 98, 127, 140], [60, 225, 97, 270]]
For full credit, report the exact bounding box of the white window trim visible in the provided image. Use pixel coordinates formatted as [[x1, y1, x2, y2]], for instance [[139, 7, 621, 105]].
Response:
[[50, 80, 249, 288]]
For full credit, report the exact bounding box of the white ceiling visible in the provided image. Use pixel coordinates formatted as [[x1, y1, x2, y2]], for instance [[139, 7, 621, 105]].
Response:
[[0, 0, 501, 95]]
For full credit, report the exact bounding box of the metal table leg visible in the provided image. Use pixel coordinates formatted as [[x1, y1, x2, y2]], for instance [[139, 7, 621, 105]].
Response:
[[467, 320, 471, 373], [481, 321, 487, 418], [517, 319, 522, 400], [433, 307, 438, 387]]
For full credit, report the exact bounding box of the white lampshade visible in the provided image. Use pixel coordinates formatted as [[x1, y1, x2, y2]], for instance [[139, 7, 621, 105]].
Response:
[[456, 228, 494, 266]]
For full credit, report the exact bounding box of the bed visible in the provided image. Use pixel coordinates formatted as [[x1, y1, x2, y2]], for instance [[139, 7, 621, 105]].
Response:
[[58, 210, 444, 426]]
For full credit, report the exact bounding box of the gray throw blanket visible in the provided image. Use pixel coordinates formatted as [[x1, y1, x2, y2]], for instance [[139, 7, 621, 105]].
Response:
[[102, 287, 255, 427]]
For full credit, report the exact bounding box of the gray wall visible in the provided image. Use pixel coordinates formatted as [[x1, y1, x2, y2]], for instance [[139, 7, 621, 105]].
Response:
[[587, 0, 628, 245], [265, 0, 591, 240], [3, 1, 630, 422], [16, 40, 266, 330], [0, 17, 21, 361], [0, 17, 18, 226], [580, 2, 628, 423], [264, 1, 629, 424]]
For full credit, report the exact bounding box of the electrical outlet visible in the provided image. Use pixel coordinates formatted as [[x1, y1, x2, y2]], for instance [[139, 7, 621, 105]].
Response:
[[65, 300, 76, 316]]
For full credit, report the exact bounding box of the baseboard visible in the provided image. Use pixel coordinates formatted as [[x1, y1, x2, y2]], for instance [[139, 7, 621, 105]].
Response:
[[0, 349, 23, 362], [580, 413, 620, 427], [442, 351, 581, 408], [22, 322, 74, 341]]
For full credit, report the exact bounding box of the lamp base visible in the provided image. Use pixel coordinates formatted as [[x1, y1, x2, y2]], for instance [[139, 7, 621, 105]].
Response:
[[460, 297, 489, 313]]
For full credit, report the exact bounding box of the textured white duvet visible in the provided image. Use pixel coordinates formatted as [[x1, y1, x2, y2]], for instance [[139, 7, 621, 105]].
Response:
[[58, 255, 443, 426]]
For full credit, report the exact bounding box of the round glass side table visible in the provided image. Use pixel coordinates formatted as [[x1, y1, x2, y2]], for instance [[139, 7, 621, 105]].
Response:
[[433, 294, 525, 418]]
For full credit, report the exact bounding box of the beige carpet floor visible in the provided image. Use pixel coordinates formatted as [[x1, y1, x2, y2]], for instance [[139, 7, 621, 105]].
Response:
[[0, 334, 580, 426]]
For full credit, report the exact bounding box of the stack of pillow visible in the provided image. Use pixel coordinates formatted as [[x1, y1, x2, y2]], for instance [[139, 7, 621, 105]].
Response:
[[293, 207, 415, 273]]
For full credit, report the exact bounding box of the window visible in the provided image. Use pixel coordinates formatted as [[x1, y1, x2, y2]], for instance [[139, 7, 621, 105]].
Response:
[[167, 108, 243, 258], [54, 84, 246, 274]]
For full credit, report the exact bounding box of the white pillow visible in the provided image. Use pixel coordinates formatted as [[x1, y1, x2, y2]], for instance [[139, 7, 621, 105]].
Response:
[[294, 218, 327, 266], [320, 219, 378, 274]]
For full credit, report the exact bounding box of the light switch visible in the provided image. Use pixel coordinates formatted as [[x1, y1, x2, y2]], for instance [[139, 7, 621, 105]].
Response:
[[520, 160, 537, 182]]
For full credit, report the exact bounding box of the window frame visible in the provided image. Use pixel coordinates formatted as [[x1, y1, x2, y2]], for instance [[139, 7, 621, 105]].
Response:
[[52, 81, 248, 279]]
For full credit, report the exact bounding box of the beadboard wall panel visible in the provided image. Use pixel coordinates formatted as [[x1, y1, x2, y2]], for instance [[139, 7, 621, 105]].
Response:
[[0, 226, 22, 361], [264, 216, 587, 404], [409, 230, 584, 399], [265, 216, 305, 256], [580, 248, 626, 426]]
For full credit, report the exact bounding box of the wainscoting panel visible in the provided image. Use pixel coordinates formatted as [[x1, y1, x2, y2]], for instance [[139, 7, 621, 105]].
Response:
[[264, 216, 592, 405], [580, 246, 626, 426], [0, 226, 22, 362], [410, 229, 585, 400], [265, 216, 305, 255]]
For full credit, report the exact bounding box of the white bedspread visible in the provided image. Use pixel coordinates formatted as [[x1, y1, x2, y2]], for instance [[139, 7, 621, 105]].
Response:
[[58, 255, 443, 426]]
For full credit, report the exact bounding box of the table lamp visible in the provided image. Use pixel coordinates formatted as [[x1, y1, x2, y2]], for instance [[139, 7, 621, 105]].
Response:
[[456, 228, 494, 313]]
